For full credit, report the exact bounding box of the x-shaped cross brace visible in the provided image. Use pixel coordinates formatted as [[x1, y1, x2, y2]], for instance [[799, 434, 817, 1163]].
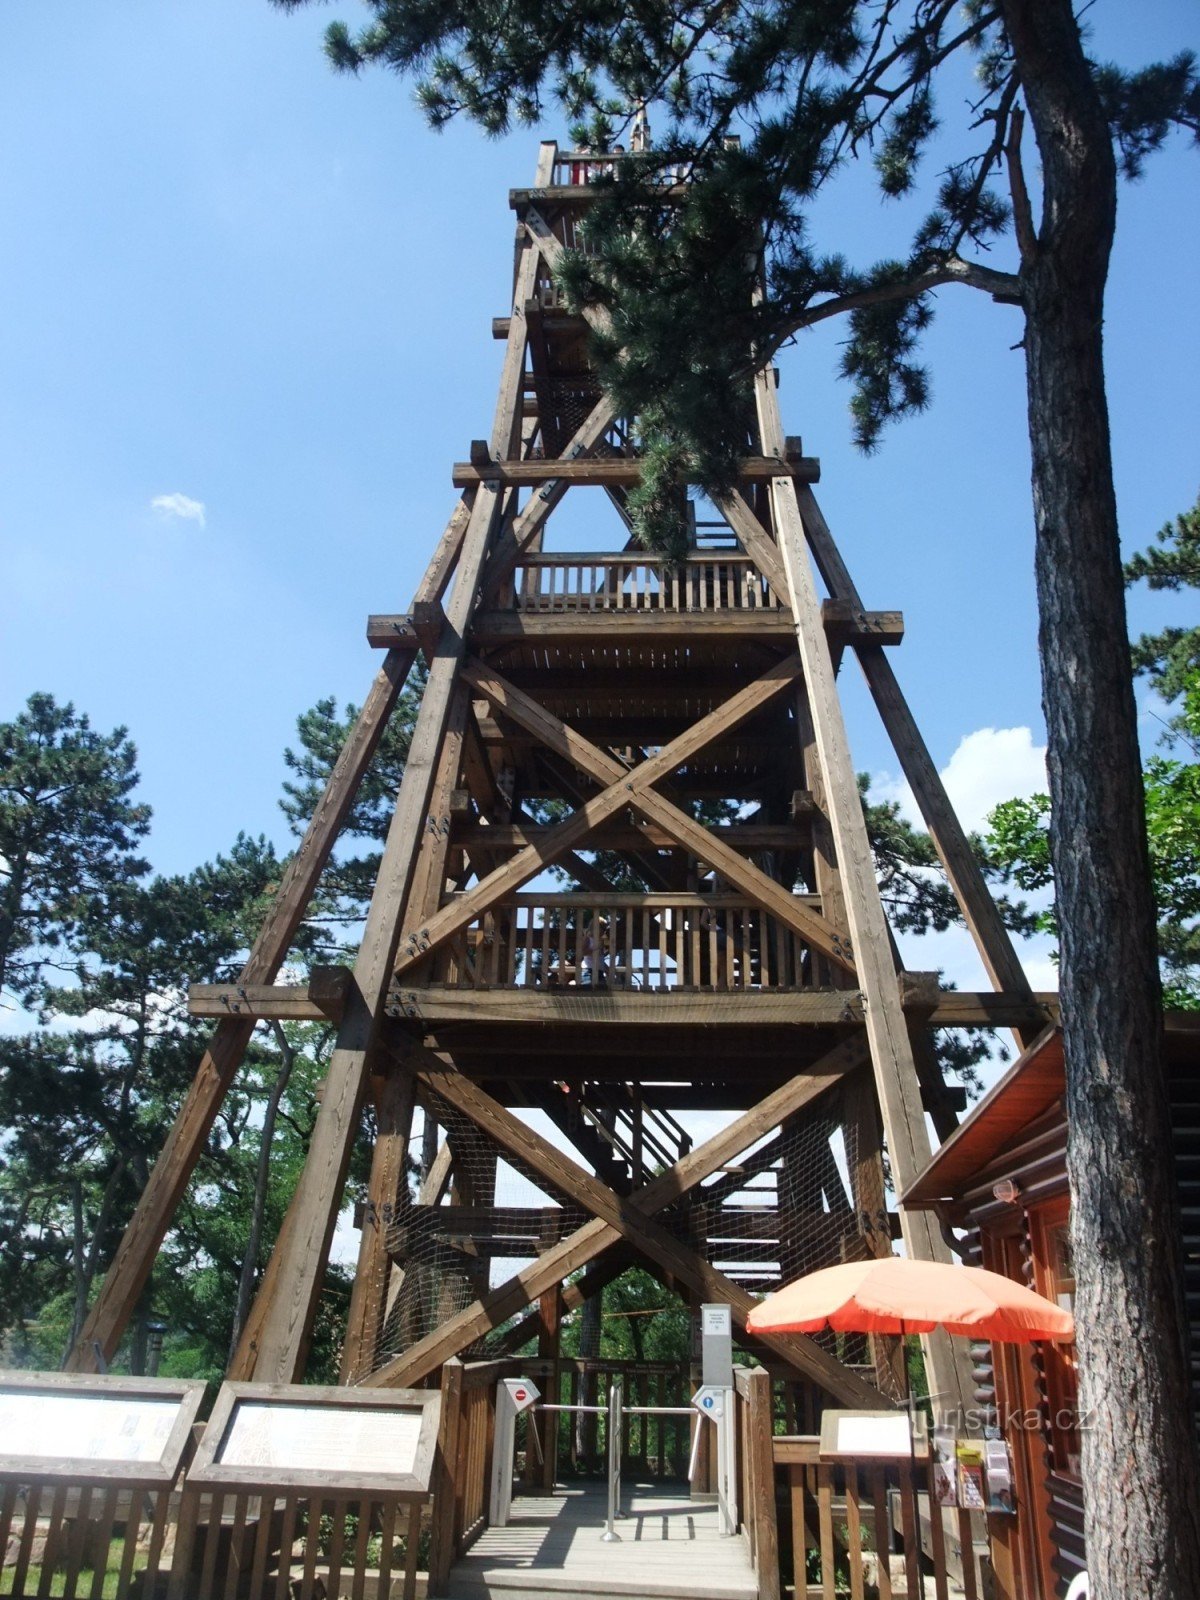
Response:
[[365, 1036, 883, 1407], [392, 653, 856, 982]]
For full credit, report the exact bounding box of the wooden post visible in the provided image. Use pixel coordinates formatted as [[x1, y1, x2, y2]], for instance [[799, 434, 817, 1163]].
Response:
[[240, 167, 552, 1381], [65, 642, 419, 1373], [428, 1358, 465, 1596], [537, 1285, 562, 1491], [793, 479, 1038, 1048], [340, 1064, 417, 1383], [842, 1066, 907, 1397], [750, 371, 973, 1422], [744, 1367, 781, 1600]]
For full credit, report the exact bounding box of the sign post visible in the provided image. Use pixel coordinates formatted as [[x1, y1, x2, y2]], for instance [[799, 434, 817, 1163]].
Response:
[[693, 1308, 737, 1537], [489, 1377, 540, 1528]]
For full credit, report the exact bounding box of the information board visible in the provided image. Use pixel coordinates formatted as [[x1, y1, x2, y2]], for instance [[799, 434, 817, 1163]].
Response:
[[0, 1372, 206, 1486], [188, 1382, 441, 1498], [819, 1408, 925, 1461]]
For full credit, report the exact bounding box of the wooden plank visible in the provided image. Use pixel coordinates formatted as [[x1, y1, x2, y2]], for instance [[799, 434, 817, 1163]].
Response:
[[461, 610, 797, 644], [61, 1484, 92, 1600], [88, 1489, 121, 1600], [402, 1500, 422, 1600], [187, 966, 351, 1021], [377, 1500, 397, 1600], [789, 1466, 808, 1599], [754, 370, 972, 1421], [341, 1065, 418, 1381], [409, 1054, 881, 1403], [871, 1467, 893, 1600], [817, 1465, 835, 1600], [792, 477, 1038, 1048], [452, 454, 821, 486], [428, 1359, 464, 1594], [273, 1498, 298, 1600], [820, 601, 903, 645], [67, 631, 426, 1370], [745, 1368, 781, 1600], [898, 1465, 920, 1600], [388, 985, 1056, 1029], [845, 1470, 864, 1600]]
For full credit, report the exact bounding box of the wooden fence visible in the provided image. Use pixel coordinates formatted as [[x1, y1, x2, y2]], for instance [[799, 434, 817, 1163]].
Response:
[[506, 553, 781, 614], [428, 893, 824, 992], [771, 1437, 980, 1600]]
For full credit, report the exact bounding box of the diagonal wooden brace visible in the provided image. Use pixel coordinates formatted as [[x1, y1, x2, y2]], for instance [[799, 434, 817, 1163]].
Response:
[[364, 1037, 881, 1405], [392, 655, 855, 978], [481, 394, 620, 602]]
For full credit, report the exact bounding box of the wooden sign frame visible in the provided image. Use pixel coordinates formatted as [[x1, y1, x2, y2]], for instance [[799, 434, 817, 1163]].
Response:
[[187, 1382, 441, 1497], [818, 1407, 928, 1462], [0, 1370, 205, 1487]]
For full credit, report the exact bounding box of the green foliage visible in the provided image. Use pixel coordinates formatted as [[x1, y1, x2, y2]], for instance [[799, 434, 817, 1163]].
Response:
[[279, 663, 426, 954], [0, 693, 150, 1005], [1126, 496, 1200, 732], [559, 1266, 690, 1363], [271, 0, 1196, 549], [986, 499, 1200, 1006], [0, 685, 396, 1377]]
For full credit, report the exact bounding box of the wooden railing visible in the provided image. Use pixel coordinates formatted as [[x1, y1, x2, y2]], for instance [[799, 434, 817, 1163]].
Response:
[[770, 1435, 980, 1600], [428, 893, 822, 992], [0, 1467, 428, 1600], [736, 1367, 782, 1600], [505, 553, 781, 613], [549, 151, 692, 188]]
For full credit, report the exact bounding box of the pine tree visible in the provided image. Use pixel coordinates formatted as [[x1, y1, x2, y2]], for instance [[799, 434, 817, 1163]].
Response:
[[0, 694, 150, 1006]]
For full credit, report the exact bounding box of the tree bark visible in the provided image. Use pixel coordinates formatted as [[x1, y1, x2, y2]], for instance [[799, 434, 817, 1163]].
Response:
[[1002, 1, 1200, 1592]]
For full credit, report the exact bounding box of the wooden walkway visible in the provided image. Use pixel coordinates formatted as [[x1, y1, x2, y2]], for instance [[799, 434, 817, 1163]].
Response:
[[445, 1483, 759, 1600]]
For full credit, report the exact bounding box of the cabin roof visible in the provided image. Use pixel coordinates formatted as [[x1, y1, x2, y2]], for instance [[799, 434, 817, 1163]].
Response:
[[902, 1014, 1200, 1209]]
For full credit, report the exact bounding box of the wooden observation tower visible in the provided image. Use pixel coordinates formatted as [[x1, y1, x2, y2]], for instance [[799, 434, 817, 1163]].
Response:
[[69, 142, 1051, 1419]]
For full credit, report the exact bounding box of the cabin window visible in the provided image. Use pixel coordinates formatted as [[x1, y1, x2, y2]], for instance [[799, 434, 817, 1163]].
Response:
[[1033, 1198, 1081, 1476]]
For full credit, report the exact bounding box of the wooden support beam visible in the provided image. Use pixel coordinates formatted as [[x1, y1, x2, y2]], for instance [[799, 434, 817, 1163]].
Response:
[[366, 1038, 879, 1402], [410, 600, 446, 660], [451, 821, 810, 851], [387, 982, 1054, 1029], [397, 1046, 882, 1403], [820, 601, 903, 647], [460, 611, 800, 645], [438, 652, 857, 972], [188, 966, 351, 1022], [452, 454, 821, 488], [62, 632, 426, 1374], [340, 1066, 417, 1383], [751, 368, 973, 1421], [238, 186, 556, 1383], [794, 481, 1039, 1048], [240, 478, 505, 1382]]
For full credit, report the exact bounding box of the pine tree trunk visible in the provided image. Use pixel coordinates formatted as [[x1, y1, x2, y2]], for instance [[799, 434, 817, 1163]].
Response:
[[1002, 1, 1200, 1591]]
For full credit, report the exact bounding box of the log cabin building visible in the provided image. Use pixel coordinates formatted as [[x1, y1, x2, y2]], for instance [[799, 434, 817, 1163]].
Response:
[[902, 1019, 1200, 1598]]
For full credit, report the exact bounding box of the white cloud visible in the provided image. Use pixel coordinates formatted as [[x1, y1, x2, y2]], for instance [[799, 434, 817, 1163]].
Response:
[[151, 491, 206, 529], [880, 725, 1048, 835], [875, 726, 1055, 1003]]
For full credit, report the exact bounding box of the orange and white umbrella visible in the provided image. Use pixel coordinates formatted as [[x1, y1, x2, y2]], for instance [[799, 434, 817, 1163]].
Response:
[[745, 1257, 1074, 1343]]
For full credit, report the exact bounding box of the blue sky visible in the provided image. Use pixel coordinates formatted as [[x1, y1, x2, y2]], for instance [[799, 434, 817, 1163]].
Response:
[[2, 0, 1197, 996]]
